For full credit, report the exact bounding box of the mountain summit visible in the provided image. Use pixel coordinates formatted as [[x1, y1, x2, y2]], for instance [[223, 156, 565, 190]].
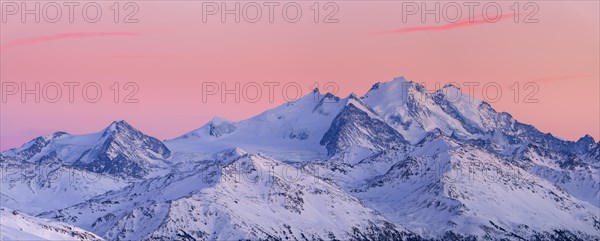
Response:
[[3, 120, 171, 178], [73, 120, 171, 178], [2, 76, 598, 241]]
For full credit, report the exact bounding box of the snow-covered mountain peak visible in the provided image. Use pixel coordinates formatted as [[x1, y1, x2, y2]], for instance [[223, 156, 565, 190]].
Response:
[[65, 120, 173, 178], [576, 134, 596, 148], [365, 76, 414, 93], [101, 120, 134, 137], [361, 76, 513, 143], [364, 76, 410, 97], [3, 131, 70, 160], [4, 76, 599, 241]]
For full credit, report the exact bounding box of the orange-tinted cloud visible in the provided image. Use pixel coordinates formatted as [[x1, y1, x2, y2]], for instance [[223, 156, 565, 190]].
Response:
[[381, 14, 516, 34], [1, 32, 139, 49]]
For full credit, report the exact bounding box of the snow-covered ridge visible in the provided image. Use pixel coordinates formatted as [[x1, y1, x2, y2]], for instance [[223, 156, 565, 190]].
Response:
[[0, 207, 104, 241], [40, 153, 421, 240], [2, 120, 172, 179], [2, 76, 599, 241]]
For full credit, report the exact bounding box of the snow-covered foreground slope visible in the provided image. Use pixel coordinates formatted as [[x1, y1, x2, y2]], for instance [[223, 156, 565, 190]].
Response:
[[308, 135, 600, 240], [2, 76, 599, 240], [42, 153, 420, 240], [0, 157, 129, 214], [0, 207, 104, 240]]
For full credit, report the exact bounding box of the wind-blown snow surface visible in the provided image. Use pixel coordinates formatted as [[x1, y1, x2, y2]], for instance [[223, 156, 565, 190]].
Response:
[[42, 154, 418, 240], [0, 208, 104, 240], [2, 76, 599, 240], [308, 136, 599, 240]]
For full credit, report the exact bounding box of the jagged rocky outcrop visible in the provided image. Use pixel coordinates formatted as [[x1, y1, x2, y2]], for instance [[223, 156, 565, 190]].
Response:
[[321, 96, 406, 157]]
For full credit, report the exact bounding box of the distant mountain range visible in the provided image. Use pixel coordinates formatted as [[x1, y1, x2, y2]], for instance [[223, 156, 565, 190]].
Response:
[[2, 77, 598, 241]]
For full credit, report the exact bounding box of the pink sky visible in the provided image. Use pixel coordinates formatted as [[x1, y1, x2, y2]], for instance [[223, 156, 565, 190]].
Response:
[[1, 1, 598, 150]]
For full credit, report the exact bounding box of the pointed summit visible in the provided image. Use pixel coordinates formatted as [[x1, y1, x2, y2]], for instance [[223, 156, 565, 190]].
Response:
[[74, 120, 171, 178], [107, 120, 130, 128], [363, 76, 420, 101], [102, 120, 135, 137], [577, 134, 595, 145], [576, 134, 596, 151]]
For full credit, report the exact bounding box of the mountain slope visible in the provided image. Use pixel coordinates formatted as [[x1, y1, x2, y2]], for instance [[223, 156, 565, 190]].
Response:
[[2, 76, 599, 241], [362, 77, 593, 154], [42, 153, 420, 241], [72, 121, 172, 178], [362, 77, 600, 209], [167, 90, 349, 162], [0, 207, 104, 241], [308, 135, 600, 240], [0, 156, 128, 215], [320, 95, 406, 161], [2, 120, 172, 179]]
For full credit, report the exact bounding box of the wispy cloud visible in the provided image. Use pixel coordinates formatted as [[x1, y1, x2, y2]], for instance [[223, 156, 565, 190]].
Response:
[[1, 32, 139, 49], [379, 14, 516, 34]]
